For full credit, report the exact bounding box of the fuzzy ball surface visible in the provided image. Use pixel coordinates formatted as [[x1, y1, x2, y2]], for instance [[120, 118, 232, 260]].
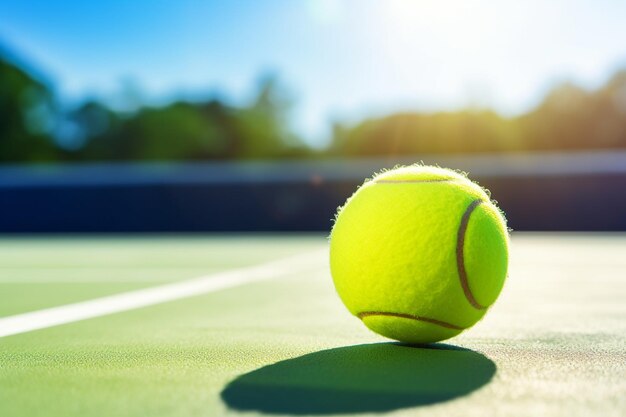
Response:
[[329, 165, 509, 344]]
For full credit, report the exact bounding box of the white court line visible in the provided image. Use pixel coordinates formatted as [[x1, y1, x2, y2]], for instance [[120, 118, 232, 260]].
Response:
[[0, 249, 326, 339], [0, 269, 228, 283]]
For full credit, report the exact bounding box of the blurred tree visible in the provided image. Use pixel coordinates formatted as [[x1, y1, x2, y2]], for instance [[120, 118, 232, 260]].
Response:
[[233, 74, 301, 158], [74, 75, 302, 161], [0, 56, 58, 162], [331, 110, 524, 156], [0, 47, 308, 163], [56, 101, 119, 158], [520, 82, 593, 150], [332, 72, 626, 156], [78, 102, 230, 161], [520, 75, 626, 151], [2, 41, 626, 164]]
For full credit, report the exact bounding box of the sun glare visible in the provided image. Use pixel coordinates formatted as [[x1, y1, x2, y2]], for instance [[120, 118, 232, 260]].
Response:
[[383, 0, 485, 40], [373, 0, 503, 106]]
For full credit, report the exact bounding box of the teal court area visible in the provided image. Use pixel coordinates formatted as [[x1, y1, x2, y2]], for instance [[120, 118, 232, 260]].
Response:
[[0, 234, 624, 417]]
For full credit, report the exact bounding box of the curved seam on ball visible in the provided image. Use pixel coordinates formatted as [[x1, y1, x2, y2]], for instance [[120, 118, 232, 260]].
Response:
[[357, 311, 464, 330], [457, 199, 487, 310], [375, 179, 457, 184]]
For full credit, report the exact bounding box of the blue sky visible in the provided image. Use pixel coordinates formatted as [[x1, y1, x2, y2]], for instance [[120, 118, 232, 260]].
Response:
[[1, 0, 625, 145]]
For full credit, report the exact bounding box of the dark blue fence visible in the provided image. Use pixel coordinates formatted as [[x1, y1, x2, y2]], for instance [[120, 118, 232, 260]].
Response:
[[1, 151, 625, 232]]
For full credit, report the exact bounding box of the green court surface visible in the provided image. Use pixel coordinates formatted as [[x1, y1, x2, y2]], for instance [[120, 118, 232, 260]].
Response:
[[0, 234, 624, 417]]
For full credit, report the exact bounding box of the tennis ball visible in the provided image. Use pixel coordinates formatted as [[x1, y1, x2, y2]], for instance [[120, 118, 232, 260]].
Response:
[[330, 165, 509, 344]]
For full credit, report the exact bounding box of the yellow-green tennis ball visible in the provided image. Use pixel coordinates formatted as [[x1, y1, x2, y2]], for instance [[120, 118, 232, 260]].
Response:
[[330, 165, 509, 344]]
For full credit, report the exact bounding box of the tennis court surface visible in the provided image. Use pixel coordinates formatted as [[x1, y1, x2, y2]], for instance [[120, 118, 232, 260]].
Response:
[[0, 233, 624, 417]]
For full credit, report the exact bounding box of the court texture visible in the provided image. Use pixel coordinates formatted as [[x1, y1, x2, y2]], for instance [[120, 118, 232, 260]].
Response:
[[0, 233, 624, 417]]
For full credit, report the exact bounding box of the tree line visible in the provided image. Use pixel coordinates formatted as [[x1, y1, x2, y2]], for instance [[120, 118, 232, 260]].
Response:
[[2, 52, 626, 163]]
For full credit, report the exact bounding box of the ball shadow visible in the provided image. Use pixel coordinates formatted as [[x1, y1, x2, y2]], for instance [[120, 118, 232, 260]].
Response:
[[220, 343, 496, 415]]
